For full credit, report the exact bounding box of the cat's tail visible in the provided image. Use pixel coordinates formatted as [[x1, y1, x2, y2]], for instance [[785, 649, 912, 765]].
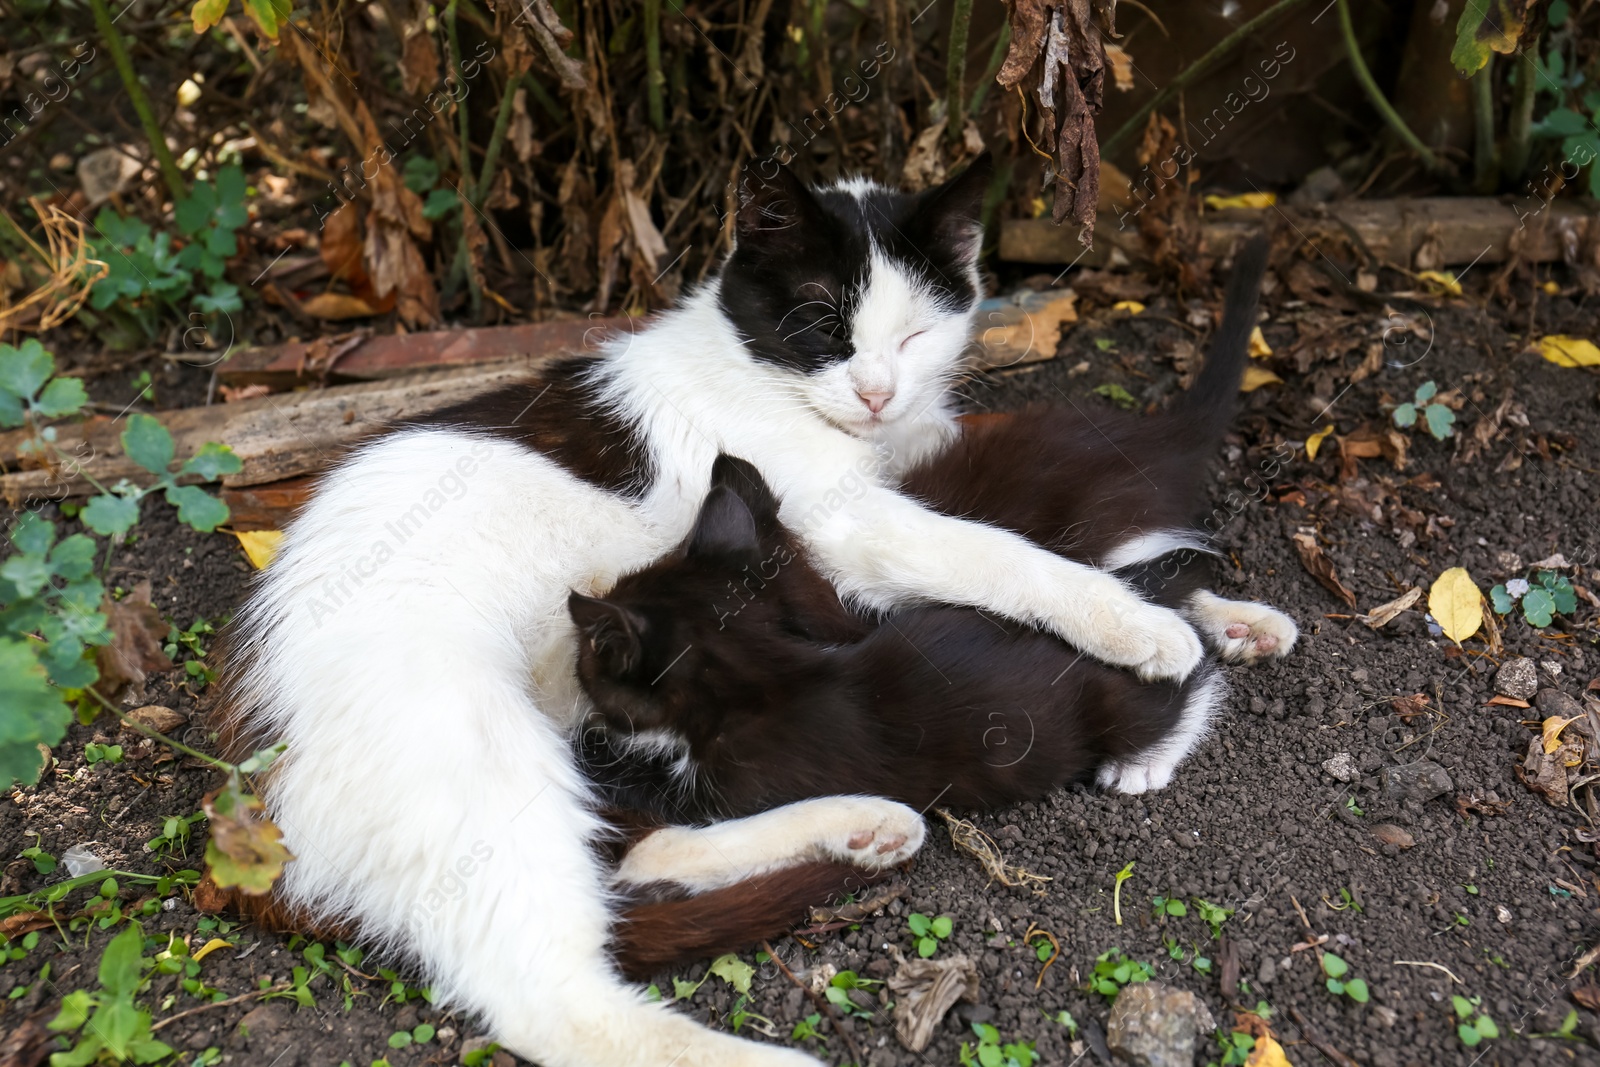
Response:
[[1175, 232, 1271, 449], [612, 863, 888, 980]]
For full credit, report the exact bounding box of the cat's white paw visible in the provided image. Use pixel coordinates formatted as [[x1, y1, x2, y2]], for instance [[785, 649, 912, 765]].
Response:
[[810, 797, 926, 871], [1101, 600, 1205, 682], [1096, 756, 1176, 795], [1188, 592, 1297, 664]]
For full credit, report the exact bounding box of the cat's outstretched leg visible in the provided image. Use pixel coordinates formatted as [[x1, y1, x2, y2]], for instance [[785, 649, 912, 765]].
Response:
[[1096, 670, 1227, 794], [1185, 590, 1298, 664], [614, 796, 925, 892]]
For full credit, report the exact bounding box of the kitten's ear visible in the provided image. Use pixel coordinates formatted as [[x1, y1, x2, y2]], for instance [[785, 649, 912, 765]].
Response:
[[568, 593, 647, 678], [709, 454, 780, 535], [689, 485, 761, 557], [910, 152, 992, 265], [736, 166, 821, 244]]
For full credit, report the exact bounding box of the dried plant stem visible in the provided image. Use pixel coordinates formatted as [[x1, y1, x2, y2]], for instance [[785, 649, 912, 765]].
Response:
[[1336, 0, 1444, 174], [967, 21, 1011, 118], [945, 0, 973, 141], [760, 940, 865, 1066], [445, 0, 482, 316], [644, 0, 665, 131], [88, 0, 185, 201]]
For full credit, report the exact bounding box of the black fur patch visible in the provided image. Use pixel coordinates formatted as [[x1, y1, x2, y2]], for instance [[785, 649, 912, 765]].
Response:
[[415, 359, 653, 496]]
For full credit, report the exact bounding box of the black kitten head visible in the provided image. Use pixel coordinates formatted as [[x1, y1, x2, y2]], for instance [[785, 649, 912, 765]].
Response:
[[569, 456, 863, 745], [717, 157, 993, 435]]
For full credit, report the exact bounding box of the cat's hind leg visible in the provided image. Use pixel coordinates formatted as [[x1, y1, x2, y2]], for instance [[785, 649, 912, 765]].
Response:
[[614, 796, 925, 893], [1096, 669, 1226, 794], [1185, 589, 1298, 663]]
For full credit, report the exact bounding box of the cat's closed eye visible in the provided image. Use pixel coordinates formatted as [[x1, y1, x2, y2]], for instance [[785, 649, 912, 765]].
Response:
[[898, 330, 927, 351]]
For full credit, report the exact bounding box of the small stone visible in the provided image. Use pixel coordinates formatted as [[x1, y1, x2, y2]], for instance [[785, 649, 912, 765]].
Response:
[[1350, 668, 1370, 683], [1287, 165, 1344, 207], [1322, 752, 1360, 783], [122, 705, 186, 734], [1371, 1005, 1399, 1028], [1378, 760, 1453, 804], [1497, 906, 1513, 924], [1535, 690, 1585, 722], [1256, 957, 1278, 985], [1371, 823, 1415, 849], [1494, 658, 1539, 701], [1104, 981, 1215, 1067], [1541, 660, 1564, 680], [1495, 551, 1524, 575]]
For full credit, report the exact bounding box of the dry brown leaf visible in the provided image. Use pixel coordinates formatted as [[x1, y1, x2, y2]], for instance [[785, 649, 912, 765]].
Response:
[[97, 580, 174, 700], [1371, 824, 1415, 849], [399, 24, 440, 95], [300, 292, 383, 320], [1290, 531, 1357, 608], [203, 784, 294, 895], [1572, 985, 1600, 1012], [1485, 695, 1531, 709], [1519, 734, 1582, 807], [1544, 715, 1582, 754], [1360, 587, 1421, 628], [1103, 42, 1135, 92], [888, 953, 979, 1053]]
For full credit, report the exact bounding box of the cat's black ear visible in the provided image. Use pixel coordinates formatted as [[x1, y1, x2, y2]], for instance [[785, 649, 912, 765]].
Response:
[[910, 152, 992, 264], [709, 454, 780, 535], [689, 485, 761, 557], [736, 166, 821, 244], [568, 593, 647, 678]]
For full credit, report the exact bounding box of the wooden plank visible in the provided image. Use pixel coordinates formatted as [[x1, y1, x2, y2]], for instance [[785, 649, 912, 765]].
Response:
[[0, 362, 528, 503], [999, 198, 1596, 267], [211, 316, 640, 388]]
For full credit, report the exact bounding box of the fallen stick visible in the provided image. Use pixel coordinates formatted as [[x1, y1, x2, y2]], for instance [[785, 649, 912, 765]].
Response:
[[1000, 197, 1594, 269]]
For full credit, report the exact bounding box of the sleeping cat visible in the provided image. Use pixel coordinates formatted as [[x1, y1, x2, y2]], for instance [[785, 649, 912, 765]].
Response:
[[571, 235, 1295, 820], [216, 157, 1212, 1067]]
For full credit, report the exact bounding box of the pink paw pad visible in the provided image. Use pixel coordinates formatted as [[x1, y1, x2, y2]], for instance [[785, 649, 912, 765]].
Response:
[[1254, 633, 1279, 652], [875, 834, 907, 854], [1225, 622, 1251, 639], [846, 830, 874, 849]]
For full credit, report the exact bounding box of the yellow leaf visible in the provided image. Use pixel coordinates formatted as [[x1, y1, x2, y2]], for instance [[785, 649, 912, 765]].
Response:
[[1539, 336, 1600, 368], [1112, 300, 1145, 314], [191, 937, 234, 963], [1416, 270, 1462, 297], [234, 530, 284, 570], [1305, 425, 1335, 460], [1542, 280, 1561, 295], [1248, 326, 1272, 358], [1428, 567, 1483, 644], [1543, 716, 1582, 755], [1246, 1034, 1293, 1067], [203, 785, 294, 895], [191, 0, 230, 35], [1204, 192, 1277, 210], [1240, 365, 1282, 392]]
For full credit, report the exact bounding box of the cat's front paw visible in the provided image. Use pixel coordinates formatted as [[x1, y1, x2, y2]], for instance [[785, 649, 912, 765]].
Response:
[[1109, 601, 1205, 682], [1189, 592, 1298, 664], [811, 797, 926, 871]]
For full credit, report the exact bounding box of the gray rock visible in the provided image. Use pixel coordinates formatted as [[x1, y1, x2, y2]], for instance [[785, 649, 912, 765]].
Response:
[[1535, 689, 1586, 721], [1379, 760, 1453, 804], [1494, 657, 1539, 701], [1104, 981, 1215, 1067], [1287, 165, 1344, 207], [1322, 752, 1360, 783], [1256, 956, 1278, 986]]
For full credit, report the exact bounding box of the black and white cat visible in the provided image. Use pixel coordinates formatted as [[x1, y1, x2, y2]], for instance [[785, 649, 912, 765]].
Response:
[[218, 158, 1210, 1067], [571, 235, 1295, 821]]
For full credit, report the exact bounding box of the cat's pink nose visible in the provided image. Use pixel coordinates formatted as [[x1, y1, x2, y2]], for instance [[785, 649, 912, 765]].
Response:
[[857, 390, 894, 414]]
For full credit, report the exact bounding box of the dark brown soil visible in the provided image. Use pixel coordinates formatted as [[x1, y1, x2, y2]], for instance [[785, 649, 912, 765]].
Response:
[[5, 279, 1600, 1067]]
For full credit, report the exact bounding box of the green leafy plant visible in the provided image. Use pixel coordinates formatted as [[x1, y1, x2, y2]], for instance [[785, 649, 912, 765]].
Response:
[[164, 614, 226, 688], [958, 1021, 1038, 1067], [1216, 1029, 1256, 1067], [1193, 899, 1234, 939], [1391, 381, 1455, 441], [1, 342, 242, 787], [1087, 948, 1152, 1000], [146, 811, 206, 859], [1321, 952, 1370, 1003], [47, 923, 174, 1065], [1152, 894, 1187, 919], [88, 165, 247, 341], [1528, 91, 1600, 198], [1452, 994, 1499, 1047], [84, 742, 124, 764], [19, 843, 57, 874], [1490, 570, 1578, 628], [824, 969, 883, 1019], [790, 1012, 826, 1043], [1045, 1009, 1077, 1035], [403, 156, 463, 223], [1094, 382, 1137, 410], [908, 913, 952, 958]]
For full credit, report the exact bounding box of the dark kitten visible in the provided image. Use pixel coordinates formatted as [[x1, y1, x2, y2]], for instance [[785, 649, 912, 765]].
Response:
[[572, 235, 1285, 819]]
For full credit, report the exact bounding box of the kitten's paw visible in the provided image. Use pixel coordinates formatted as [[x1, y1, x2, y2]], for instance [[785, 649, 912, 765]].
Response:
[[1190, 593, 1297, 664], [1117, 602, 1205, 682], [810, 797, 926, 871], [1072, 579, 1204, 682], [1096, 757, 1176, 795]]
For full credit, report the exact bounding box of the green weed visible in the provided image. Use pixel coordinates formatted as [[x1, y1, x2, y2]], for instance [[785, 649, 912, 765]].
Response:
[[1452, 994, 1499, 1047], [1391, 380, 1455, 440], [1321, 953, 1370, 1003], [908, 912, 953, 957], [958, 1021, 1038, 1067]]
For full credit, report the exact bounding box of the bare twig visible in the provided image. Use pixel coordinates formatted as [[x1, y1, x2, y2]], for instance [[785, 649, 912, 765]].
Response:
[[150, 982, 293, 1032]]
